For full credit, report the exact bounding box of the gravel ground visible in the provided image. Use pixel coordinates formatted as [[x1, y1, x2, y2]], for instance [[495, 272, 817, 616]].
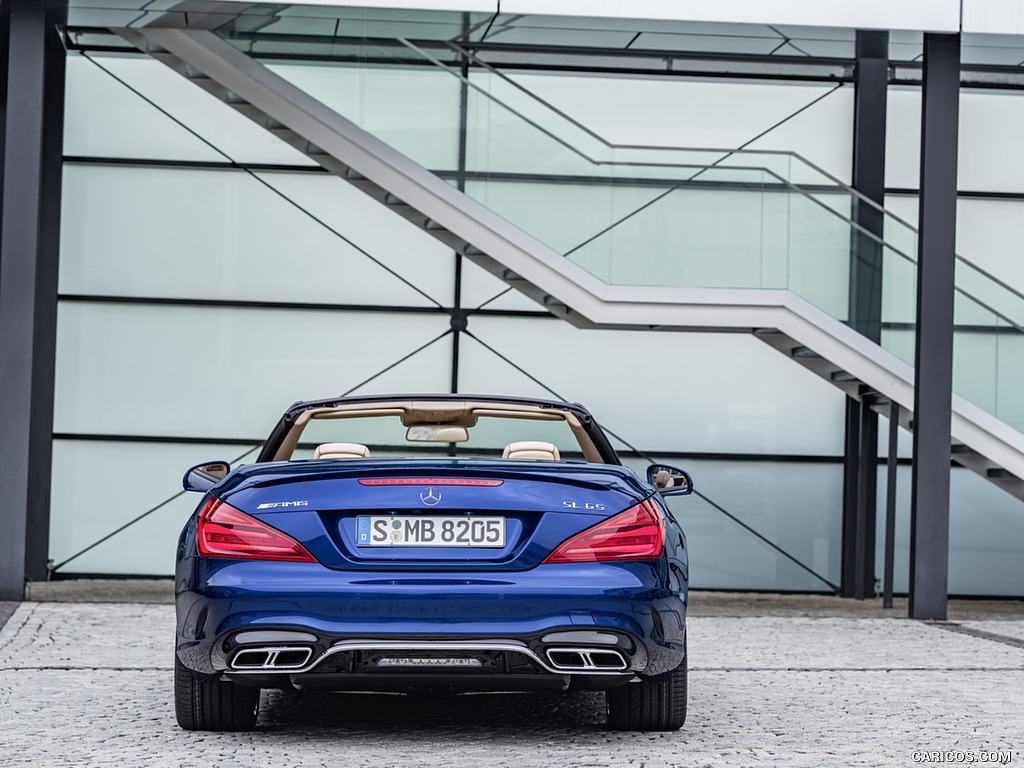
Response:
[[0, 594, 1021, 767]]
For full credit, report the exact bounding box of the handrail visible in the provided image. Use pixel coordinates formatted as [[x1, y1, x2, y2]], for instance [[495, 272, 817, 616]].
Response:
[[390, 38, 1024, 334], [397, 39, 903, 258], [446, 39, 1024, 309]]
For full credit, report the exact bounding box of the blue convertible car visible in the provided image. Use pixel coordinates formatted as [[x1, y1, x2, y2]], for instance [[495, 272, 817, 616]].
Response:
[[176, 394, 691, 731]]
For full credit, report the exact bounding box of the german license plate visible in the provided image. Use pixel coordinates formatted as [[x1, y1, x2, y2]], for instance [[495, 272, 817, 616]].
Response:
[[356, 516, 505, 547]]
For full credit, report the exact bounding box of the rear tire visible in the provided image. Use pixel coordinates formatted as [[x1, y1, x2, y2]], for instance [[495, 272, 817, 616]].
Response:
[[606, 646, 687, 731], [174, 656, 260, 731]]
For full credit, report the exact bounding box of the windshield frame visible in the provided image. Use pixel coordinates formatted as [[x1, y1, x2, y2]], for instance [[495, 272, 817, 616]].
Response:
[[256, 393, 621, 464]]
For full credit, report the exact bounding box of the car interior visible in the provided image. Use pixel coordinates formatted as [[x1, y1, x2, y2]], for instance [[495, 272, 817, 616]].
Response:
[[271, 399, 603, 463]]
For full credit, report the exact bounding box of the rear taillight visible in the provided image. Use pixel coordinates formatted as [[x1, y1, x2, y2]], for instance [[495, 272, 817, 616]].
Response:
[[543, 498, 665, 564], [197, 497, 317, 563]]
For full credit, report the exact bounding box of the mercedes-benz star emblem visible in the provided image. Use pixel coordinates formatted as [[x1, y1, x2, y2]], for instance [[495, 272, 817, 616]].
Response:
[[420, 487, 442, 506]]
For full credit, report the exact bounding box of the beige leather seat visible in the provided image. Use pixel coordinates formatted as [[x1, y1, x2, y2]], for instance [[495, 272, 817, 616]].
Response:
[[313, 442, 371, 459], [502, 441, 561, 461]]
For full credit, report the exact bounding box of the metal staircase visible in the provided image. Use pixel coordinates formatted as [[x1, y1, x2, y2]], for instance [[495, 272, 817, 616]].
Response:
[[116, 27, 1024, 499]]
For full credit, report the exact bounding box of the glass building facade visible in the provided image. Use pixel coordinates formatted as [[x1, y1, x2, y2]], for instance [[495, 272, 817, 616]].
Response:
[[3, 2, 1024, 599]]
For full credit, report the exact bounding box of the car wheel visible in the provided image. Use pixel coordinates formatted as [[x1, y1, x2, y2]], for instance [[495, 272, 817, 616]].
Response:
[[606, 643, 687, 731], [174, 655, 260, 731]]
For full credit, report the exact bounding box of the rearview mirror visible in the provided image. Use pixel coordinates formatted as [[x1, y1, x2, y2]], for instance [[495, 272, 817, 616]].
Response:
[[183, 461, 230, 492], [646, 464, 693, 496], [406, 425, 470, 442]]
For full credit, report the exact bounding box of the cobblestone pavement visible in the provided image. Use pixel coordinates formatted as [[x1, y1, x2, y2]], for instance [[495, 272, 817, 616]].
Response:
[[0, 598, 1021, 767]]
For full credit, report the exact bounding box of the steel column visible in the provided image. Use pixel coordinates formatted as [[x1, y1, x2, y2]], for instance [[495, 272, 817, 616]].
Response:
[[0, 0, 65, 598], [26, 8, 66, 582], [840, 399, 861, 596], [449, 13, 470, 395], [909, 33, 960, 621], [848, 30, 889, 343], [854, 392, 879, 598], [0, 3, 8, 191], [883, 402, 899, 609], [840, 31, 888, 598], [841, 394, 880, 599]]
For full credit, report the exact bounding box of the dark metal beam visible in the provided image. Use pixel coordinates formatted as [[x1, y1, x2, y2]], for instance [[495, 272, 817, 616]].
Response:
[[25, 7, 67, 583], [840, 31, 888, 599], [909, 33, 960, 621], [60, 26, 1024, 91], [849, 30, 888, 343], [883, 402, 900, 609], [450, 12, 471, 396], [840, 399, 861, 597], [0, 0, 64, 599], [0, 0, 9, 232], [854, 391, 879, 599]]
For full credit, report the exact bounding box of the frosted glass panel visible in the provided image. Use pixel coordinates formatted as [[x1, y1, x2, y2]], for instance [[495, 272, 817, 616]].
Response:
[[459, 257, 550, 312], [506, 73, 853, 184], [60, 164, 454, 307], [458, 315, 847, 456], [875, 466, 1024, 597], [993, 330, 1024, 429], [64, 53, 315, 166], [885, 87, 922, 190], [464, 76, 607, 178], [464, 179, 673, 267], [881, 202, 919, 329], [54, 302, 451, 438], [948, 467, 1024, 596], [883, 194, 917, 223], [959, 89, 1024, 194], [50, 439, 252, 576], [466, 179, 854, 319], [956, 198, 1024, 296], [880, 328, 915, 371], [266, 61, 460, 171], [621, 457, 843, 592], [882, 194, 1024, 428]]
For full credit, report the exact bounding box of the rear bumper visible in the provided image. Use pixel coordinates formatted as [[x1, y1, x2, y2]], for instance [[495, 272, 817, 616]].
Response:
[[175, 558, 687, 687], [219, 635, 649, 693]]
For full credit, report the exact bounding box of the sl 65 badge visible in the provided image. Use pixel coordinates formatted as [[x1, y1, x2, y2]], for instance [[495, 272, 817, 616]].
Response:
[[563, 500, 605, 511]]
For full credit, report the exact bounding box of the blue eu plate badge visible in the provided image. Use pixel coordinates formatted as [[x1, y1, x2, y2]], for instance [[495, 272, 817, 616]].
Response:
[[357, 516, 371, 546]]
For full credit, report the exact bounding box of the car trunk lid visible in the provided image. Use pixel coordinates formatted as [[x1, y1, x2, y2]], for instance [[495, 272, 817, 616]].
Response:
[[218, 460, 651, 571]]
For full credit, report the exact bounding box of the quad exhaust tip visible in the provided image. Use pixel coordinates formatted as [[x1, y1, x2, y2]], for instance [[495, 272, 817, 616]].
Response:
[[226, 641, 630, 675], [231, 646, 313, 670], [545, 647, 628, 672]]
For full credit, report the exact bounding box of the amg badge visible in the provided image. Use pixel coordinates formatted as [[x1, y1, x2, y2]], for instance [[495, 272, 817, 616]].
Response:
[[256, 501, 309, 510]]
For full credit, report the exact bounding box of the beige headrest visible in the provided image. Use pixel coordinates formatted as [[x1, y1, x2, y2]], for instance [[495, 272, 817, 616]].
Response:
[[654, 470, 674, 489], [313, 442, 371, 459], [502, 441, 561, 461]]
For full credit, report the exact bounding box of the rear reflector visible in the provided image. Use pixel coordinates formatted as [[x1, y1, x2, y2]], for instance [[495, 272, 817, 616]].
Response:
[[358, 478, 503, 486], [543, 498, 664, 563], [197, 497, 317, 563]]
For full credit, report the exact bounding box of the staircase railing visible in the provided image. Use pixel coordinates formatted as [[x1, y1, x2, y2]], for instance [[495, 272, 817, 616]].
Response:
[[211, 24, 1024, 432]]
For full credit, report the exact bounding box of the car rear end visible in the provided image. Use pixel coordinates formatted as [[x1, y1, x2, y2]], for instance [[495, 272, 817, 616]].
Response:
[[174, 460, 688, 730]]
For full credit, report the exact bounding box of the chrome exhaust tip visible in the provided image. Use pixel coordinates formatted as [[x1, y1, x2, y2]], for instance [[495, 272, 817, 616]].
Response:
[[545, 647, 628, 671], [230, 646, 313, 670]]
